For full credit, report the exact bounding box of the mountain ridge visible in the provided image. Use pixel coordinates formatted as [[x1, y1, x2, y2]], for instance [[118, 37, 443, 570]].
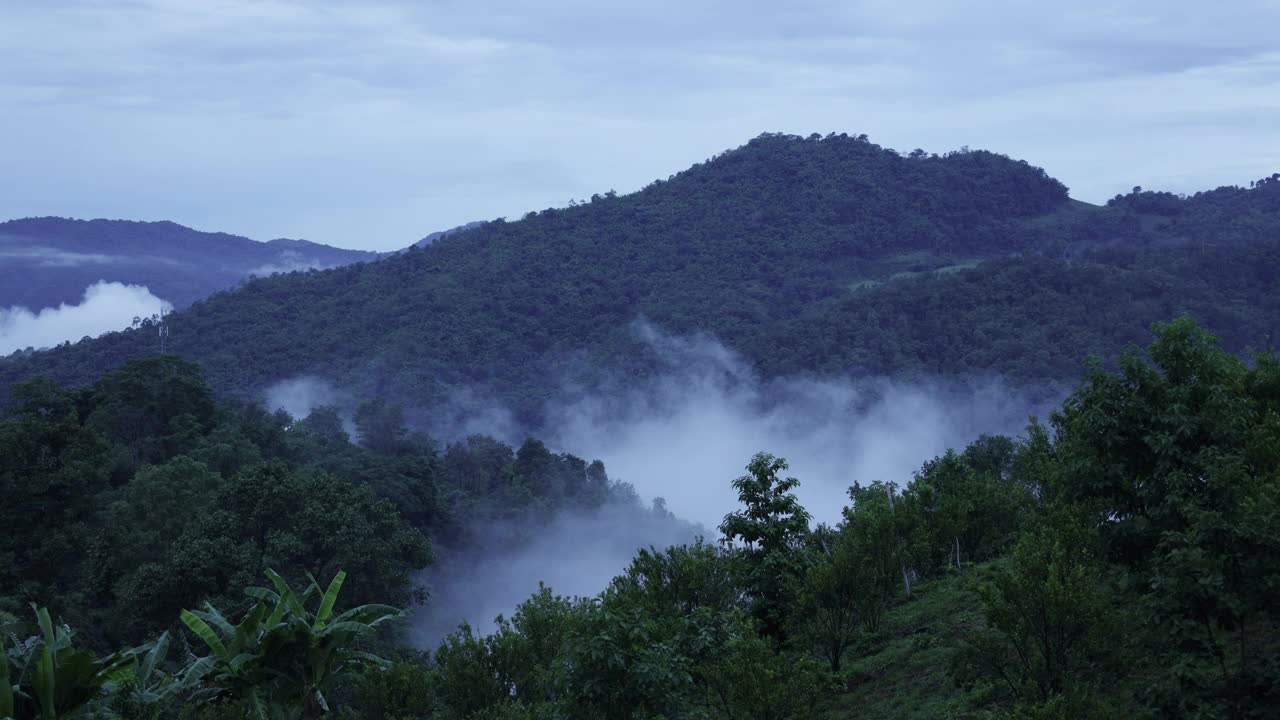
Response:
[[0, 216, 380, 311], [2, 133, 1278, 428]]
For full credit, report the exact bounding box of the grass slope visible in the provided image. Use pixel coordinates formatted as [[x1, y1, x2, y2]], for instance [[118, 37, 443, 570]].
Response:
[[822, 567, 994, 719]]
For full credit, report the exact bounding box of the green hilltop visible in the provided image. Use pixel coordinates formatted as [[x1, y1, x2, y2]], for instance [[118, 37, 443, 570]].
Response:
[[5, 134, 1277, 424]]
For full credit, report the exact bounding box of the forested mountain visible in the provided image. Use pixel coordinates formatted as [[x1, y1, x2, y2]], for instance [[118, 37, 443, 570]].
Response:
[[2, 134, 1278, 427], [0, 217, 378, 310]]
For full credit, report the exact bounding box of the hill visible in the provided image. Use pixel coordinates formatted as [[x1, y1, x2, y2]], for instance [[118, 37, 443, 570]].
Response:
[[414, 221, 485, 248], [2, 134, 1278, 427], [0, 217, 379, 311]]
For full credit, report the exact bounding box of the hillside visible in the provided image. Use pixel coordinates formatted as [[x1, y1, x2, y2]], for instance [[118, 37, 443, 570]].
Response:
[[2, 135, 1278, 427], [0, 217, 379, 310]]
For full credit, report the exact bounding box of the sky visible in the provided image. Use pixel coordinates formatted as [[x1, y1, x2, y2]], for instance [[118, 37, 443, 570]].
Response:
[[2, 1, 1278, 251]]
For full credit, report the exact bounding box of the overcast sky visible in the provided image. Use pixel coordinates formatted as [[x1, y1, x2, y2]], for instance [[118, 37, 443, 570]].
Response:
[[2, 1, 1278, 251]]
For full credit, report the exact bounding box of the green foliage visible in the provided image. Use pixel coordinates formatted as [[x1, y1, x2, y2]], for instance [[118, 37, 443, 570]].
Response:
[[345, 655, 436, 720], [605, 541, 742, 619], [796, 528, 862, 671], [719, 453, 811, 645], [903, 443, 1031, 574], [1, 605, 132, 719], [110, 463, 431, 644], [180, 569, 404, 720], [839, 482, 910, 634], [957, 525, 1118, 709], [1048, 317, 1280, 718], [352, 400, 408, 457]]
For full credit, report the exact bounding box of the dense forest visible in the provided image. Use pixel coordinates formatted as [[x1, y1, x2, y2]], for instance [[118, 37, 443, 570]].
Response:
[[3, 317, 1277, 718], [4, 135, 1278, 427]]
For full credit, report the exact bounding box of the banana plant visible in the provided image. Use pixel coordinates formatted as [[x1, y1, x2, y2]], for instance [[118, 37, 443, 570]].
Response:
[[1, 605, 132, 719], [180, 569, 404, 719], [116, 630, 213, 706]]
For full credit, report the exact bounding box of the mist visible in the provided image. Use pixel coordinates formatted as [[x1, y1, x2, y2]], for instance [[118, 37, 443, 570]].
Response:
[[259, 322, 1060, 647], [545, 343, 1052, 527], [263, 376, 346, 421], [248, 250, 333, 278], [0, 281, 171, 355], [262, 376, 358, 436], [414, 500, 699, 645], [410, 323, 1059, 646], [460, 321, 1059, 528], [0, 246, 120, 267]]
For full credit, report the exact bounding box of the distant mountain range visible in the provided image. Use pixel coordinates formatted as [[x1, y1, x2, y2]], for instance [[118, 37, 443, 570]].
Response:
[[2, 133, 1277, 427], [0, 217, 380, 310]]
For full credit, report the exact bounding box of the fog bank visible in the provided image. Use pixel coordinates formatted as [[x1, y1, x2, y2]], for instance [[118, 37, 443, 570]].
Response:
[[543, 324, 1056, 527]]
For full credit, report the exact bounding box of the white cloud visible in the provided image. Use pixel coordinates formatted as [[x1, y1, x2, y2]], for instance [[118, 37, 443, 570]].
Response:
[[0, 282, 172, 354]]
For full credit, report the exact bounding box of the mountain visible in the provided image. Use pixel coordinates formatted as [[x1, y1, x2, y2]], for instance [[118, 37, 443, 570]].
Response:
[[414, 221, 485, 248], [2, 134, 1278, 426], [0, 217, 379, 311]]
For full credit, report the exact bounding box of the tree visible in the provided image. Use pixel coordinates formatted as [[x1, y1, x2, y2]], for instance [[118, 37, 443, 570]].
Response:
[[959, 525, 1115, 708], [117, 464, 431, 637], [719, 453, 811, 646], [606, 540, 742, 619], [0, 377, 112, 619], [292, 407, 349, 451], [354, 398, 408, 456], [513, 439, 556, 499], [82, 356, 217, 475], [840, 482, 908, 633], [1051, 317, 1280, 716], [797, 526, 861, 671]]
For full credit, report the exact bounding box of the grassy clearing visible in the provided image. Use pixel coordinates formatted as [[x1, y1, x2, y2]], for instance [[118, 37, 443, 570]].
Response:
[[819, 566, 998, 719]]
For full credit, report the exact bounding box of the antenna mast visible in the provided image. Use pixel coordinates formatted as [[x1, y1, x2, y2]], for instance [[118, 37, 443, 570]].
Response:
[[158, 310, 170, 354]]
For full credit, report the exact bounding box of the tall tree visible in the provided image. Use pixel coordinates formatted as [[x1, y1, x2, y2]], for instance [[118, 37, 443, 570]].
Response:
[[719, 453, 811, 646]]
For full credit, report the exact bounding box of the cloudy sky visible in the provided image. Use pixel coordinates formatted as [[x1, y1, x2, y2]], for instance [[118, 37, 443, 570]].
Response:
[[2, 1, 1278, 251]]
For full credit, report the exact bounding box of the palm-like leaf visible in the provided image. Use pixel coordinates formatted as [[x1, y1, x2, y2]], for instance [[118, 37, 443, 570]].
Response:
[[2, 605, 135, 720], [313, 571, 346, 629], [173, 568, 405, 719], [180, 609, 228, 659]]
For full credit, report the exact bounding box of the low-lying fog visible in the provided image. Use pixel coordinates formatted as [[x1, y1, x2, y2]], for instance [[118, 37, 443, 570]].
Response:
[[266, 321, 1061, 644]]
